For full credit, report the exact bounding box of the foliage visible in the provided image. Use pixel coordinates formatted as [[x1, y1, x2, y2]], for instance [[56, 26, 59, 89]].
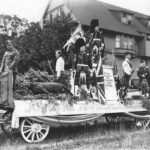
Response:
[[15, 68, 90, 103], [0, 14, 29, 64], [0, 12, 77, 73], [0, 14, 29, 37], [13, 12, 78, 73], [15, 68, 55, 96], [0, 34, 8, 62]]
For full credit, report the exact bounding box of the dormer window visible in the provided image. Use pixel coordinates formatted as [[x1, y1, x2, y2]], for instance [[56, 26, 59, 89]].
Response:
[[127, 15, 133, 25], [121, 12, 133, 25]]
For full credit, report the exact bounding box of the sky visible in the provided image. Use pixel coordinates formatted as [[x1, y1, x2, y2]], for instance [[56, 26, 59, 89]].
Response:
[[0, 0, 150, 22]]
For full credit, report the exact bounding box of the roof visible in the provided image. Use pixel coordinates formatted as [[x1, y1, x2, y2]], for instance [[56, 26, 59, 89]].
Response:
[[60, 0, 150, 36]]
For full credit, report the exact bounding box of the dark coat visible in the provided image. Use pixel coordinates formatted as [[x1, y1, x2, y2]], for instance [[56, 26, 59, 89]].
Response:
[[137, 66, 150, 81]]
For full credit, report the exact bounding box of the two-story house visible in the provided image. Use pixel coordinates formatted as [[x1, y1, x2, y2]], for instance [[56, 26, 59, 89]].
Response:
[[42, 0, 150, 79]]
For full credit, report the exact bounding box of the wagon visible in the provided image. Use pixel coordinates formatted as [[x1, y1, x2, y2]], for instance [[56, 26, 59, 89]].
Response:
[[1, 65, 150, 143]]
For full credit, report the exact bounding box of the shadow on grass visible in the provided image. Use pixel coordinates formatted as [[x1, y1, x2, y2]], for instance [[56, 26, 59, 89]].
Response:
[[45, 117, 136, 142], [0, 117, 138, 148], [0, 131, 24, 146]]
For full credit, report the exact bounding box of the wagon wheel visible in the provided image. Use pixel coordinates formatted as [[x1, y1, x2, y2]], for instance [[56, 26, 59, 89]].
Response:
[[135, 119, 150, 128], [105, 115, 121, 124], [1, 110, 19, 136], [21, 118, 50, 143]]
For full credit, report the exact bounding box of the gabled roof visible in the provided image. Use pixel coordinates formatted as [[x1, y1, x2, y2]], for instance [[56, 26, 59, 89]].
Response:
[[61, 0, 150, 36]]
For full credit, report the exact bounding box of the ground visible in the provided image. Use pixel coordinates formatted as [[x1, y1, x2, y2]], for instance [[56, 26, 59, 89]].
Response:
[[0, 117, 150, 150]]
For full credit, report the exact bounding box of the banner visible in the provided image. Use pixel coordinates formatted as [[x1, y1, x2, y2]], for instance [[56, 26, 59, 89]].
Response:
[[103, 65, 118, 101]]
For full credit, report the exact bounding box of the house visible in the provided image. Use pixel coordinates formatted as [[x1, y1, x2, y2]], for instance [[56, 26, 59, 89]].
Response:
[[42, 0, 150, 79]]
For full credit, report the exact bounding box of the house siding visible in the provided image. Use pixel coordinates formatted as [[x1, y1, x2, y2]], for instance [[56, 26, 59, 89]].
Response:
[[146, 40, 150, 57], [103, 32, 116, 53], [138, 38, 146, 56]]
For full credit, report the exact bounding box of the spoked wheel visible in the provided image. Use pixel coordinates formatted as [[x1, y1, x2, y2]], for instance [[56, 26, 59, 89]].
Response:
[[105, 115, 121, 124], [21, 118, 50, 143], [1, 110, 19, 136], [135, 119, 150, 128]]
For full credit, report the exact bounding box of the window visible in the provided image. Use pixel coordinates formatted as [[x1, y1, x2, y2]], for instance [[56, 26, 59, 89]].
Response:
[[121, 12, 133, 25], [127, 15, 133, 25], [127, 37, 133, 49], [121, 13, 128, 24], [115, 35, 134, 49]]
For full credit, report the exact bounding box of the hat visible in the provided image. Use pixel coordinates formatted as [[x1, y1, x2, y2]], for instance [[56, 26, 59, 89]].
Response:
[[75, 38, 86, 50], [124, 52, 132, 57], [90, 19, 99, 32]]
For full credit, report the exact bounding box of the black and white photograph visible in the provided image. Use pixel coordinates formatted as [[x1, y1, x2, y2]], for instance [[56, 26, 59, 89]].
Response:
[[0, 0, 150, 149]]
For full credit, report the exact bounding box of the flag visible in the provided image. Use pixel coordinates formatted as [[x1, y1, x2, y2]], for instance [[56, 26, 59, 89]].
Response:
[[72, 24, 84, 37], [63, 24, 84, 50]]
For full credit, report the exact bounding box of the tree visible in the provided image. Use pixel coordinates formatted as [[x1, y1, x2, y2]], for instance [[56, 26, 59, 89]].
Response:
[[0, 34, 8, 62], [0, 12, 78, 73], [0, 14, 29, 65], [14, 12, 78, 73]]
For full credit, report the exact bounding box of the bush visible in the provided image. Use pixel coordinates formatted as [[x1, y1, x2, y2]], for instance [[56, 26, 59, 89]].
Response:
[[13, 12, 78, 73], [15, 68, 56, 96]]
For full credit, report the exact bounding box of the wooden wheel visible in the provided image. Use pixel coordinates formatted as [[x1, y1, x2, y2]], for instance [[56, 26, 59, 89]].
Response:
[[105, 115, 121, 124], [136, 119, 150, 128], [21, 118, 50, 143], [1, 111, 19, 136]]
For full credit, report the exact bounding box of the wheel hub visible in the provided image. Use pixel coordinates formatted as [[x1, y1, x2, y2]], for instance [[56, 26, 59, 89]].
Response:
[[32, 124, 41, 132]]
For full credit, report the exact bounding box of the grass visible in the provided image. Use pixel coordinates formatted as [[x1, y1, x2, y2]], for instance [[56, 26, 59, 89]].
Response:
[[1, 117, 150, 150]]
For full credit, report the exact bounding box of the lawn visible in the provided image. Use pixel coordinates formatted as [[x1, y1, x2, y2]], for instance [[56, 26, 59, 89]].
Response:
[[0, 117, 150, 150]]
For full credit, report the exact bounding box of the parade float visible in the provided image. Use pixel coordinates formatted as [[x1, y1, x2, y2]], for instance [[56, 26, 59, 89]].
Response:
[[0, 25, 150, 143]]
